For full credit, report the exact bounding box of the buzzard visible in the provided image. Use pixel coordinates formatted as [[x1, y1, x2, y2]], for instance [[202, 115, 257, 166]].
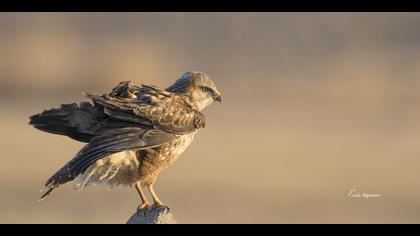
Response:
[[29, 71, 222, 209]]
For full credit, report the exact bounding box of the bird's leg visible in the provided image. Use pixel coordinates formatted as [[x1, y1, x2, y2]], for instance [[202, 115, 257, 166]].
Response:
[[135, 182, 152, 209], [147, 183, 170, 210]]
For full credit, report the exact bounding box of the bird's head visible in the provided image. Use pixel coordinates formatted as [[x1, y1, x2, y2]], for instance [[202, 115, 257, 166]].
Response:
[[166, 71, 222, 111]]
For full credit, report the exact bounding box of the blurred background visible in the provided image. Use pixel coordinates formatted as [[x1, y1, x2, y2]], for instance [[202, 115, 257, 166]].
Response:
[[1, 12, 420, 223]]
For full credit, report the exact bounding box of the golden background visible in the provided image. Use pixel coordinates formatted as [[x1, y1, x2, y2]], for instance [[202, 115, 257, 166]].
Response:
[[1, 13, 420, 223]]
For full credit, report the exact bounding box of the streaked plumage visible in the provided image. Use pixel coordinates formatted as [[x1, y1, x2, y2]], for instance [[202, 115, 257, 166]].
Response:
[[29, 71, 222, 208]]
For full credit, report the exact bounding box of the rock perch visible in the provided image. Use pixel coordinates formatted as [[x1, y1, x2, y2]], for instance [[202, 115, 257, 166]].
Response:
[[127, 205, 177, 224]]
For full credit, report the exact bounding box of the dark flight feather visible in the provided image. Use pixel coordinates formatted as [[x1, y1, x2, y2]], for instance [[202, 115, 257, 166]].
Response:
[[29, 102, 100, 142], [40, 121, 176, 199]]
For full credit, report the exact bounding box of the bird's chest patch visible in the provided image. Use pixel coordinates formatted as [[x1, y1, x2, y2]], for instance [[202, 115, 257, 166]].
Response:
[[136, 132, 196, 185], [155, 132, 196, 166]]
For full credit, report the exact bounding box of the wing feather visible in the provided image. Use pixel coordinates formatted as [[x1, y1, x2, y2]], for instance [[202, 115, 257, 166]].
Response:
[[45, 121, 176, 188], [84, 84, 205, 135], [68, 124, 176, 177]]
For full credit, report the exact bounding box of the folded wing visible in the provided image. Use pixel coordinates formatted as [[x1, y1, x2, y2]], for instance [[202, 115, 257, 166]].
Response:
[[86, 84, 205, 135]]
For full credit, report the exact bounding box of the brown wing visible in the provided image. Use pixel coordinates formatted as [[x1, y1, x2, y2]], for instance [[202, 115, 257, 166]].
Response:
[[85, 84, 205, 135], [40, 120, 176, 200]]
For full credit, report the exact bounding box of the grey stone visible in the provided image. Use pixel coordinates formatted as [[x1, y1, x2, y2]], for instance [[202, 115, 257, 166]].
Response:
[[126, 205, 177, 224]]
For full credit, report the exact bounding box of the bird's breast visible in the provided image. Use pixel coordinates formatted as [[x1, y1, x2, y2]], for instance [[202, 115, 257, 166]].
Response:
[[157, 132, 196, 166]]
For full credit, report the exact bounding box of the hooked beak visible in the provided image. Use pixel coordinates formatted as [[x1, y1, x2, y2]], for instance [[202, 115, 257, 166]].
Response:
[[213, 91, 222, 103]]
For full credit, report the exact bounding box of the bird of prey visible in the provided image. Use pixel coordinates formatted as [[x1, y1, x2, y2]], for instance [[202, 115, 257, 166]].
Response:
[[29, 71, 222, 209]]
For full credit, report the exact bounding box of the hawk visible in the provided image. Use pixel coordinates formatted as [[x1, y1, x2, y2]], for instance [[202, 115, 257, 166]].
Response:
[[29, 71, 222, 209]]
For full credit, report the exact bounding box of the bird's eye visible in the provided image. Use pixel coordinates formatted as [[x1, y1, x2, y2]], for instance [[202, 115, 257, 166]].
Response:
[[202, 87, 208, 93]]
